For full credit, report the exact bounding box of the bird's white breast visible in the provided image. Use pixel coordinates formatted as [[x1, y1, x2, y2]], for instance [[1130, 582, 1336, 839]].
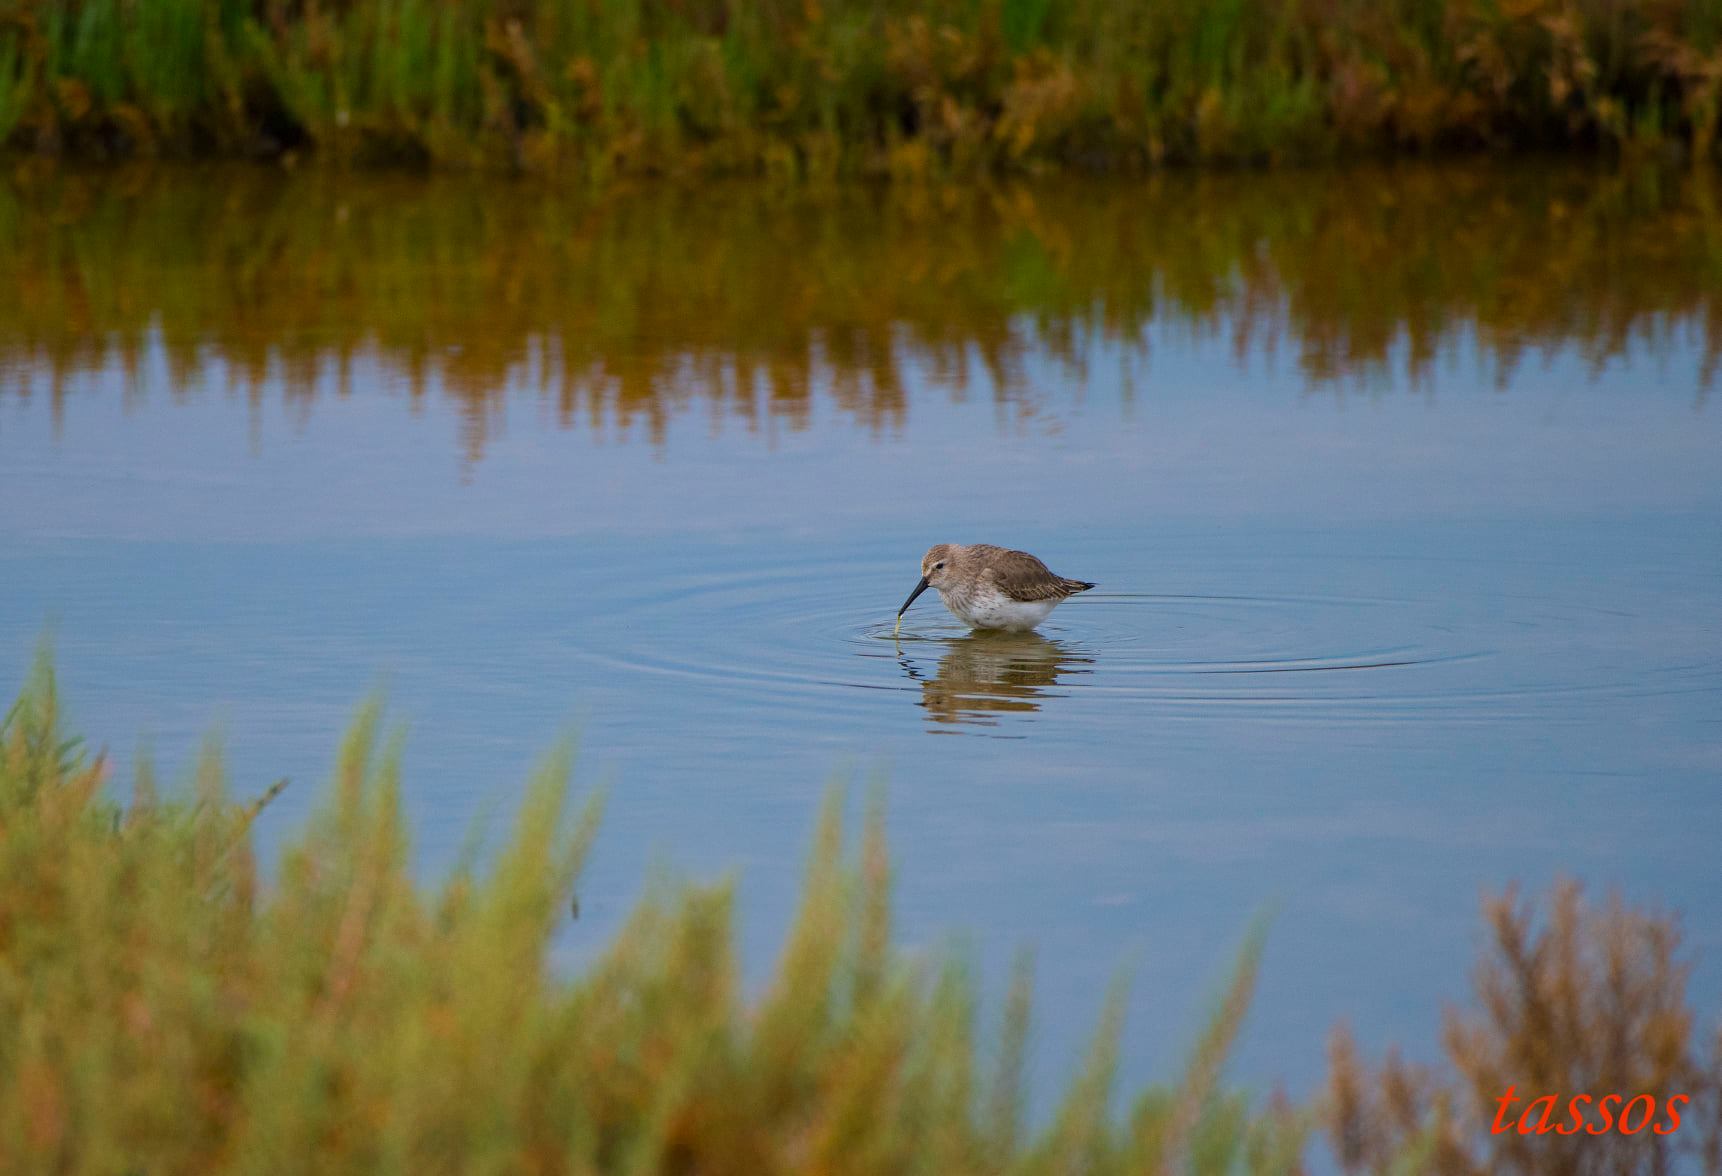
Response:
[[940, 586, 1058, 631]]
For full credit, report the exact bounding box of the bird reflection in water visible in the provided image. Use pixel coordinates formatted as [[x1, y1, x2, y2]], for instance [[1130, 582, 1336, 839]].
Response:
[[899, 631, 1093, 728]]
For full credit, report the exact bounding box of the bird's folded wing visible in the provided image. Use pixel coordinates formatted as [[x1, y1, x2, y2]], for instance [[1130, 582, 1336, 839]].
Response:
[[981, 556, 1081, 602]]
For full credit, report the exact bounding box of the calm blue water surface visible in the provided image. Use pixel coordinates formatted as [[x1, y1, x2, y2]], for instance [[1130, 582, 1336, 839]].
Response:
[[2, 168, 1719, 1112]]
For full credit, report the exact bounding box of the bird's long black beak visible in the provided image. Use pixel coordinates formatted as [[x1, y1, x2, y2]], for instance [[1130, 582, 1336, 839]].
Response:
[[897, 575, 931, 617]]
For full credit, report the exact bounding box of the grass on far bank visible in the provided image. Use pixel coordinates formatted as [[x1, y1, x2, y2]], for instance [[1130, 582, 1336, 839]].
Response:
[[0, 0, 1719, 175], [2, 648, 1720, 1173]]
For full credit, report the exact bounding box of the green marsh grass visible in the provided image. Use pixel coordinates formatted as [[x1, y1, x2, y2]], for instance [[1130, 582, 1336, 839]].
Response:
[[1, 0, 1720, 171], [0, 654, 1304, 1173]]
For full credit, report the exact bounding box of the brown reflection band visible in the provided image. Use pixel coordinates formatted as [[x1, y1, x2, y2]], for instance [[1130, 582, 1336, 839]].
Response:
[[1, 163, 1716, 460]]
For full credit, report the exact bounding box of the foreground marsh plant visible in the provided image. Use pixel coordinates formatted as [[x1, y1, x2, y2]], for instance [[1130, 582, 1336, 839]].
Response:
[[0, 654, 1297, 1174]]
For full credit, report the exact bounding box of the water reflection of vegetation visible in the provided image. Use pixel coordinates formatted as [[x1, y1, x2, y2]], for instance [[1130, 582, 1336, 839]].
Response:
[[904, 631, 1092, 728], [1, 162, 1716, 459]]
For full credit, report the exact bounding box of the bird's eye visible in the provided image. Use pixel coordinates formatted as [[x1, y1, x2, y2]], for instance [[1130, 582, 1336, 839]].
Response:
[[935, 562, 945, 570]]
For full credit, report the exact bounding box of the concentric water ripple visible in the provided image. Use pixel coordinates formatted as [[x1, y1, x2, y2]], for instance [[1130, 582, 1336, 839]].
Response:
[[541, 552, 1722, 735], [551, 550, 1722, 740]]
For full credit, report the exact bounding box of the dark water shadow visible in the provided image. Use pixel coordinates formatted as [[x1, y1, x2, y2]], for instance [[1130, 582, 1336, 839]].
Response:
[[897, 630, 1095, 732]]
